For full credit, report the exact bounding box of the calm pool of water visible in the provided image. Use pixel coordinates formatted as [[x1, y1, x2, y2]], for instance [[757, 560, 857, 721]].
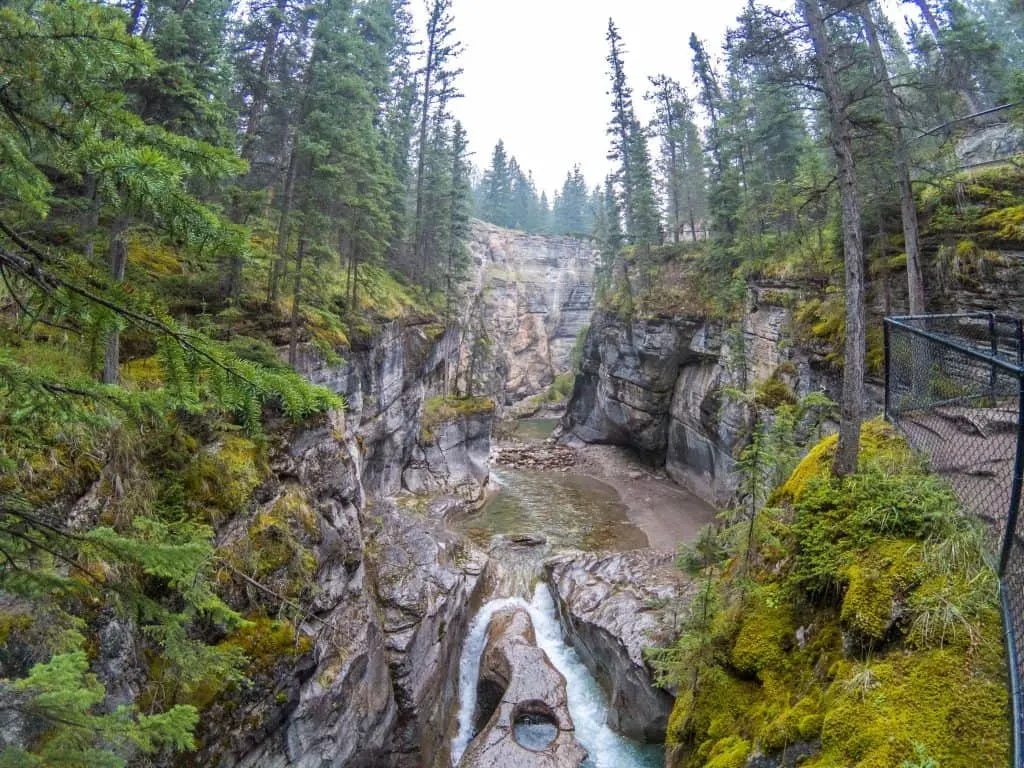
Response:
[[453, 467, 649, 552]]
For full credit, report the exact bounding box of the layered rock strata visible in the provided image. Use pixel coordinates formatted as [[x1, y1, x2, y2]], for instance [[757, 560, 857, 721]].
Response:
[[461, 220, 597, 408], [544, 550, 695, 743]]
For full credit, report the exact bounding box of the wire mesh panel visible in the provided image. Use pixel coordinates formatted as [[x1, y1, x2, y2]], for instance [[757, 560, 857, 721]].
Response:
[[885, 313, 1024, 767]]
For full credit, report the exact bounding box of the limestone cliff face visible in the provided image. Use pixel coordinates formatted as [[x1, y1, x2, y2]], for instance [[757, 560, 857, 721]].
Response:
[[291, 321, 491, 502], [561, 283, 842, 507], [200, 416, 487, 768], [459, 220, 597, 408], [189, 323, 494, 768]]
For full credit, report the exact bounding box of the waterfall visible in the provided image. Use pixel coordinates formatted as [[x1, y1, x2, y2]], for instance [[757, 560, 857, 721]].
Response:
[[450, 584, 662, 768]]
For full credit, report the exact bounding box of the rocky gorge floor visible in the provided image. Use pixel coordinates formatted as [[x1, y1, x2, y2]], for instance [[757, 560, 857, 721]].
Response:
[[445, 417, 719, 766]]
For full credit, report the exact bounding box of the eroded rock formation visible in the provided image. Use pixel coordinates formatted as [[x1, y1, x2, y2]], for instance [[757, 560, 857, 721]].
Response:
[[561, 283, 842, 505], [458, 607, 588, 768], [200, 412, 488, 768], [460, 220, 597, 408], [544, 550, 695, 743], [189, 319, 494, 767]]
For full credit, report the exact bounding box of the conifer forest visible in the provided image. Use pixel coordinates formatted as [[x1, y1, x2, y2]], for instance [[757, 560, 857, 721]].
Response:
[[1, 1, 1024, 766]]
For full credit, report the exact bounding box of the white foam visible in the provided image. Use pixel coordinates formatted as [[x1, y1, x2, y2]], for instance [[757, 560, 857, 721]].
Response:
[[450, 585, 660, 767]]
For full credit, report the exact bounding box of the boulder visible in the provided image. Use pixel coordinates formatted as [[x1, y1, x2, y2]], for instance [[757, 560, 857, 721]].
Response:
[[458, 607, 588, 768]]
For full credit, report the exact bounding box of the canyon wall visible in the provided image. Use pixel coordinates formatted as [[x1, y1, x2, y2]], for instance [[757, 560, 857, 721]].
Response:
[[196, 220, 600, 766], [459, 220, 597, 408], [561, 282, 845, 507]]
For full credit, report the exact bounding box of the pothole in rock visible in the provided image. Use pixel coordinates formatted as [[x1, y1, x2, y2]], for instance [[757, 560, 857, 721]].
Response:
[[512, 702, 558, 751]]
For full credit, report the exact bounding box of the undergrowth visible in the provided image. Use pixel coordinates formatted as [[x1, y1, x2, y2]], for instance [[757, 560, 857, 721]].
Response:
[[653, 419, 1009, 768]]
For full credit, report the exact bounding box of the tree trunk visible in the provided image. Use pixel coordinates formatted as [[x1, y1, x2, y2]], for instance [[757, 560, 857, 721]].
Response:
[[126, 0, 144, 35], [82, 174, 99, 261], [658, 88, 682, 243], [862, 7, 926, 314], [103, 219, 129, 385], [268, 131, 299, 305], [412, 6, 438, 276], [287, 235, 306, 367], [802, 0, 865, 478], [878, 215, 892, 316]]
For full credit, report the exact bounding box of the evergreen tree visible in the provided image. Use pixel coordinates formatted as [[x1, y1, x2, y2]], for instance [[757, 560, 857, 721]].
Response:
[[537, 191, 553, 234], [412, 0, 463, 276], [552, 165, 589, 235], [605, 19, 660, 245], [0, 5, 339, 763], [481, 140, 513, 228]]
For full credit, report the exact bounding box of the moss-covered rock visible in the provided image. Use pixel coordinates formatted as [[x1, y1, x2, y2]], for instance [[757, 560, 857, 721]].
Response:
[[731, 587, 796, 677], [183, 434, 267, 523], [662, 421, 1009, 768], [219, 485, 321, 603], [420, 395, 495, 441], [840, 540, 921, 643], [814, 648, 1007, 768]]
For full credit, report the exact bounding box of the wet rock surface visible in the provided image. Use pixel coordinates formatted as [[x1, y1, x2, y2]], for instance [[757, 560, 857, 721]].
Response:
[[544, 550, 695, 743], [458, 608, 588, 768]]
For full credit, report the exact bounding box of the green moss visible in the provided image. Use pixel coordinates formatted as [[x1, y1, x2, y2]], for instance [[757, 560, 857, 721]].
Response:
[[815, 649, 1008, 767], [128, 229, 183, 276], [0, 610, 34, 646], [121, 356, 164, 390], [662, 418, 1008, 768], [420, 395, 495, 441], [731, 587, 795, 677], [704, 736, 751, 768], [841, 540, 921, 642], [222, 485, 321, 601], [221, 618, 313, 674], [183, 434, 266, 523], [544, 373, 575, 402], [754, 375, 797, 410], [673, 666, 761, 749], [761, 691, 822, 750], [774, 419, 909, 504]]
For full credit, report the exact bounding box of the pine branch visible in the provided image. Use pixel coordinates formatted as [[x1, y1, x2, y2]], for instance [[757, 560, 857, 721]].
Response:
[[0, 239, 263, 392]]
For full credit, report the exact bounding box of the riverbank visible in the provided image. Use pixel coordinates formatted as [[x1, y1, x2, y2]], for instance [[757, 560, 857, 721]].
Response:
[[573, 443, 717, 553], [492, 418, 718, 553]]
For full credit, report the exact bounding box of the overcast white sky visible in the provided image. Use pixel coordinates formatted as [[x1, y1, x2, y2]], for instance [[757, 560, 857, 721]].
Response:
[[414, 0, 753, 196], [411, 0, 911, 197]]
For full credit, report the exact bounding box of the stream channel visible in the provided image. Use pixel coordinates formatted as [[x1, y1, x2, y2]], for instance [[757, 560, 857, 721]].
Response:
[[446, 419, 708, 767]]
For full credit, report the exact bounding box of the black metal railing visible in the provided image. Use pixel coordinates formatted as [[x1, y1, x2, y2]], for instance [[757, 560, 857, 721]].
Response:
[[885, 312, 1024, 767]]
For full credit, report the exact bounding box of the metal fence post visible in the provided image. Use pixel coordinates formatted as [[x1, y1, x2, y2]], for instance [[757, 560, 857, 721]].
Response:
[[999, 376, 1024, 576], [1002, 583, 1023, 768], [883, 319, 892, 420]]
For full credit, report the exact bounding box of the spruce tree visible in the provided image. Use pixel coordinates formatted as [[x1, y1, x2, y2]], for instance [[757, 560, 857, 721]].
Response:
[[605, 19, 660, 245], [482, 140, 513, 228]]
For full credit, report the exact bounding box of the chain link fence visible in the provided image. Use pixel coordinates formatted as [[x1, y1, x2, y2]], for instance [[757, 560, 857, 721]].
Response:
[[885, 312, 1024, 767]]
